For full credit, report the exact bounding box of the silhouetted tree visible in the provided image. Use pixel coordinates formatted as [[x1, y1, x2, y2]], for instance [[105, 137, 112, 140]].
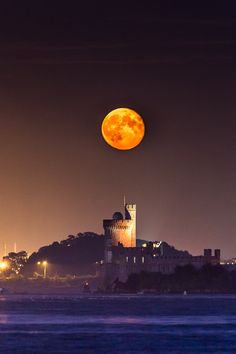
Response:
[[124, 264, 236, 293]]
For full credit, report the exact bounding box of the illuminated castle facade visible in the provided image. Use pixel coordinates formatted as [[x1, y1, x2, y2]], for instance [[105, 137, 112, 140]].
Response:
[[103, 204, 136, 248]]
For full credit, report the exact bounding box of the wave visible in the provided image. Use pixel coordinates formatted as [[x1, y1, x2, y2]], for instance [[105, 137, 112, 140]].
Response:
[[0, 314, 236, 325]]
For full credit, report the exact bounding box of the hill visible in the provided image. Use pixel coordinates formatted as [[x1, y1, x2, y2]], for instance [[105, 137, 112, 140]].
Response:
[[23, 233, 191, 276]]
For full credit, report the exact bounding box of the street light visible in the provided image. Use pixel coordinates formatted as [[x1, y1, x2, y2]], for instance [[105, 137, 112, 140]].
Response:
[[42, 261, 47, 278], [37, 261, 48, 278], [0, 261, 8, 271]]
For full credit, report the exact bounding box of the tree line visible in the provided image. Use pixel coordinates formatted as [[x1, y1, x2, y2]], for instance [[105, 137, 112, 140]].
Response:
[[113, 264, 236, 293]]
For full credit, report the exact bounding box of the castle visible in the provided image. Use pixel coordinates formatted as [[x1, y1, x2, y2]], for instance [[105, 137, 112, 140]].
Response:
[[100, 202, 221, 284]]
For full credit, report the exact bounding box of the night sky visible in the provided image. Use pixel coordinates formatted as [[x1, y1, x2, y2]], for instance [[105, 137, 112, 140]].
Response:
[[1, 2, 236, 258]]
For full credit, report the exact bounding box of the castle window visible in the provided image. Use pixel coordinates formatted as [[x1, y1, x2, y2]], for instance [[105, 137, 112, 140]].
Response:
[[133, 256, 136, 263], [126, 256, 129, 263], [142, 256, 145, 264]]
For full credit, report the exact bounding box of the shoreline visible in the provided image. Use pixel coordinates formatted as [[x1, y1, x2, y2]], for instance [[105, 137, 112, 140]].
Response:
[[1, 289, 236, 296], [1, 278, 236, 296]]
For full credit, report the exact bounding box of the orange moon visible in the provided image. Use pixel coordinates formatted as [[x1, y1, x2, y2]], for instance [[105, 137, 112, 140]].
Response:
[[101, 108, 145, 150]]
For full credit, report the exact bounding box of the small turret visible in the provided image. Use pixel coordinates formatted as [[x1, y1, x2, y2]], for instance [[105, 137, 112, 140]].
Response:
[[125, 204, 136, 247]]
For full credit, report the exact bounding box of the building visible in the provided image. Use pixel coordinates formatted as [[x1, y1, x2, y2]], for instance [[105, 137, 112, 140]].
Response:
[[103, 203, 136, 247], [100, 202, 221, 284], [220, 257, 236, 271]]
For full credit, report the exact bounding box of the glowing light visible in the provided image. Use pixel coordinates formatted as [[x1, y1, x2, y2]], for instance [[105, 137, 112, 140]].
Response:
[[37, 260, 48, 278], [0, 262, 8, 270], [153, 241, 162, 248], [101, 108, 145, 150]]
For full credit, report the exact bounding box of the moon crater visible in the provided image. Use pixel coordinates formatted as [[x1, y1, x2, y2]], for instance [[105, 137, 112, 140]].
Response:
[[101, 108, 145, 150]]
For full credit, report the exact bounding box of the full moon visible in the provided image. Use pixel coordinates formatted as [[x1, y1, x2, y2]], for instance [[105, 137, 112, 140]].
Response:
[[101, 108, 145, 150]]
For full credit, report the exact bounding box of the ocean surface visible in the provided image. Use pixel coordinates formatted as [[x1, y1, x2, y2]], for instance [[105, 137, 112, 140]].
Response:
[[0, 294, 236, 353]]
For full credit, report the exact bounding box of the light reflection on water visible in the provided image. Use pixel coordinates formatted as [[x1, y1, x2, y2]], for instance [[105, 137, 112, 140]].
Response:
[[0, 314, 236, 325], [0, 295, 236, 353], [0, 314, 8, 324]]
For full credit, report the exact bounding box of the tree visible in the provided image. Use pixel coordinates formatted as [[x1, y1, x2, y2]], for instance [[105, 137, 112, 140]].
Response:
[[3, 251, 28, 275]]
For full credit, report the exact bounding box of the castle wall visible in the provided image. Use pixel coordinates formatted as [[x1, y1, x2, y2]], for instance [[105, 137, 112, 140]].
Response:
[[101, 246, 221, 283]]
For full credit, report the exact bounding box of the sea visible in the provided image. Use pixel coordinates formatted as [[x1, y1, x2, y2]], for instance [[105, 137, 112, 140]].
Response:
[[0, 294, 236, 353]]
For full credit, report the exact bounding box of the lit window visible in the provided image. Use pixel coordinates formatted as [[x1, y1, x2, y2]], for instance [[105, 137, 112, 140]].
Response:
[[142, 256, 145, 264], [133, 257, 136, 263], [126, 256, 129, 263]]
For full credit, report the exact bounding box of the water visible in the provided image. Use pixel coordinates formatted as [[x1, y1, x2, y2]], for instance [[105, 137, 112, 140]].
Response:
[[0, 294, 236, 353]]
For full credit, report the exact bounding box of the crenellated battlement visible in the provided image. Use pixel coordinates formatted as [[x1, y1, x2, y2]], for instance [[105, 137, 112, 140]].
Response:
[[125, 204, 136, 210], [104, 220, 133, 233]]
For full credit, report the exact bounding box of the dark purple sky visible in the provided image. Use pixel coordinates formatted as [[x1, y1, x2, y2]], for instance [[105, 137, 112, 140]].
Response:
[[1, 2, 236, 258]]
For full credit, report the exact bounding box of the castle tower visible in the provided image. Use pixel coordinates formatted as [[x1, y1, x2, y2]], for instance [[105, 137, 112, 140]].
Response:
[[125, 204, 136, 247], [103, 215, 133, 248], [103, 203, 137, 249]]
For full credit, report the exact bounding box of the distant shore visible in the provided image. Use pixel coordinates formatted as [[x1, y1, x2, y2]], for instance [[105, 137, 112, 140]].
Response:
[[1, 263, 236, 295], [0, 279, 236, 296], [0, 277, 100, 295]]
